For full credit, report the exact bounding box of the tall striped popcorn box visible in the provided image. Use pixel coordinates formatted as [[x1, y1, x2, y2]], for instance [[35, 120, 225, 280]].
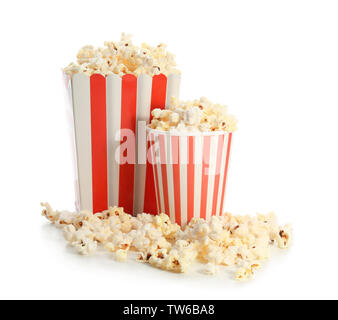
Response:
[[64, 72, 180, 214], [147, 128, 232, 226]]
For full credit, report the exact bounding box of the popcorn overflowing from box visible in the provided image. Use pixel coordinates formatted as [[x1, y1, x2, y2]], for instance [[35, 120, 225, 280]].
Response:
[[42, 34, 292, 281], [150, 97, 237, 132], [64, 33, 180, 77]]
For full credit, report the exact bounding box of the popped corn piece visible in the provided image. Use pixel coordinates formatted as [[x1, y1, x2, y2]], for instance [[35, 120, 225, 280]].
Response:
[[104, 242, 116, 252], [204, 245, 224, 265], [56, 211, 78, 226], [76, 45, 95, 64], [169, 112, 180, 125], [235, 262, 261, 281], [136, 212, 155, 224], [64, 33, 180, 77], [235, 267, 251, 281], [41, 202, 60, 223], [274, 224, 292, 249], [63, 62, 80, 75], [154, 213, 180, 239], [73, 211, 93, 229], [136, 252, 147, 262], [166, 243, 197, 273], [74, 225, 93, 239], [148, 248, 168, 267], [204, 263, 219, 275], [151, 108, 162, 119], [184, 106, 202, 126], [115, 249, 128, 262], [73, 238, 98, 255], [111, 232, 132, 251], [152, 236, 172, 250], [222, 246, 238, 266], [149, 97, 237, 133], [63, 224, 76, 242], [161, 252, 189, 273], [131, 231, 151, 251], [93, 227, 111, 244]]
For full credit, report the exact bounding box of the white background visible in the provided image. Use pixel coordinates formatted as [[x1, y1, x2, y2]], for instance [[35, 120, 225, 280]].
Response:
[[0, 0, 337, 300]]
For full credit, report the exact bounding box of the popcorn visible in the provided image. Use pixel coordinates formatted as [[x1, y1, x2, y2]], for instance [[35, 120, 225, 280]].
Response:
[[115, 249, 128, 262], [63, 224, 76, 242], [73, 238, 98, 256], [150, 97, 237, 133], [41, 202, 60, 222], [204, 263, 219, 275], [41, 203, 291, 280], [235, 262, 261, 281], [275, 224, 292, 249], [64, 33, 180, 77]]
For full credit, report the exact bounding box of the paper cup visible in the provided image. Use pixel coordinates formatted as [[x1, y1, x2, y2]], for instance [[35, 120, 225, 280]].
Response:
[[147, 128, 232, 226], [64, 72, 180, 214]]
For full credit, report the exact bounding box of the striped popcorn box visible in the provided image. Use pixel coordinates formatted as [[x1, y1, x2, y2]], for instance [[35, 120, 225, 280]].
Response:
[[147, 128, 232, 226], [64, 72, 180, 214]]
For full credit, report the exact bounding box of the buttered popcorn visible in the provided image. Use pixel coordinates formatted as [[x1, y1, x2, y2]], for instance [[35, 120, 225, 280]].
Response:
[[64, 33, 179, 77], [150, 97, 237, 132], [41, 203, 291, 281]]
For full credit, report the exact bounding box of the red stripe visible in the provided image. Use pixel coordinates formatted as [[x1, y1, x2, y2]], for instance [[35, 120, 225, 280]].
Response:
[[200, 136, 211, 220], [187, 136, 195, 223], [149, 74, 167, 121], [159, 134, 170, 216], [144, 74, 167, 214], [219, 133, 232, 215], [119, 74, 137, 215], [90, 74, 108, 213], [211, 134, 225, 216], [172, 136, 181, 225]]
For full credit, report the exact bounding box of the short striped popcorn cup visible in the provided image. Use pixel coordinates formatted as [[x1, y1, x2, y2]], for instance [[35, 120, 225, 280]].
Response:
[[64, 72, 180, 214], [147, 128, 232, 226]]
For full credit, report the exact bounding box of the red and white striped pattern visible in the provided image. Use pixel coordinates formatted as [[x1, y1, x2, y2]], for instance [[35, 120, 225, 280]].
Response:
[[65, 73, 180, 214], [148, 129, 232, 226]]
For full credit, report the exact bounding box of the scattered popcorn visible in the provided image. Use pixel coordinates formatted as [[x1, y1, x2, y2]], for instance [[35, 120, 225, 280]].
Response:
[[64, 33, 180, 77], [149, 97, 237, 132], [41, 203, 291, 280]]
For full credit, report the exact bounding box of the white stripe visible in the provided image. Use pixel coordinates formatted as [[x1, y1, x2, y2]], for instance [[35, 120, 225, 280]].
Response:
[[205, 135, 218, 221], [216, 133, 229, 216], [155, 134, 165, 213], [71, 74, 93, 212], [133, 74, 152, 214], [64, 73, 80, 211], [179, 135, 188, 226], [166, 135, 175, 223], [222, 133, 233, 211], [106, 74, 122, 208], [165, 74, 181, 107], [194, 135, 203, 219]]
